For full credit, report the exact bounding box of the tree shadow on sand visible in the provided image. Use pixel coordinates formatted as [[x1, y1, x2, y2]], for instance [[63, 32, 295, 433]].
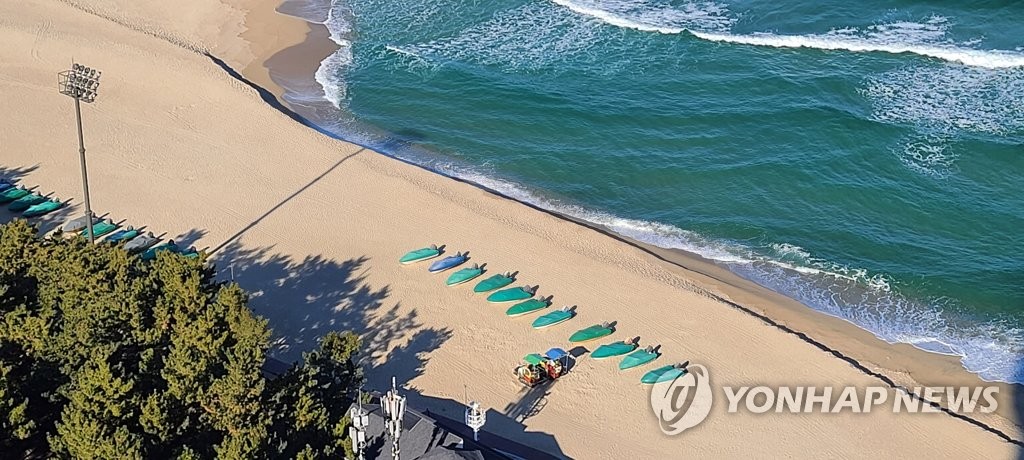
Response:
[[0, 165, 39, 185], [211, 241, 567, 457], [171, 228, 208, 250], [212, 242, 452, 383]]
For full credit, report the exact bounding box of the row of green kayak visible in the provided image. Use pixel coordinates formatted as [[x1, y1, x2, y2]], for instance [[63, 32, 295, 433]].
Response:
[[590, 339, 688, 384], [62, 214, 199, 260], [401, 245, 606, 337], [401, 243, 689, 385], [0, 183, 65, 218], [3, 179, 202, 262]]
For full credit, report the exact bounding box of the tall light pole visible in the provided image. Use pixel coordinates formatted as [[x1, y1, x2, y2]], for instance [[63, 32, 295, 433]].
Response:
[[58, 63, 101, 242]]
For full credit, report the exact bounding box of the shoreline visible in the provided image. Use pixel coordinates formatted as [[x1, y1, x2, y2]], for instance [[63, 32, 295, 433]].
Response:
[[245, 0, 1024, 426], [3, 0, 1021, 456]]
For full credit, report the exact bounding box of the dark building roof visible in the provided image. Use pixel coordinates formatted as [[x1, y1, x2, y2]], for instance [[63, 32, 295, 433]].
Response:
[[349, 403, 507, 460], [418, 449, 486, 460]]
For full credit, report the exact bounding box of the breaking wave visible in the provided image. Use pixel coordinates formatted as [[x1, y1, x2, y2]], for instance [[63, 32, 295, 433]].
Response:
[[551, 0, 1024, 68]]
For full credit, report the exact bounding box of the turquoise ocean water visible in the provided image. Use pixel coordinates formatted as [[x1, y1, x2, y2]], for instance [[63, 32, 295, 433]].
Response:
[[283, 0, 1024, 382]]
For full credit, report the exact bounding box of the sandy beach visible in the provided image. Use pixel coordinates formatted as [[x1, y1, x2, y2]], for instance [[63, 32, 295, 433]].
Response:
[[1, 0, 1021, 457]]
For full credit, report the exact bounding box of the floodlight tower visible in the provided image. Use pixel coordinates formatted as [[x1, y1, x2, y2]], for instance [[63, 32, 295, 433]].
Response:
[[348, 391, 369, 460], [381, 377, 406, 460], [465, 401, 486, 442], [58, 63, 102, 242]]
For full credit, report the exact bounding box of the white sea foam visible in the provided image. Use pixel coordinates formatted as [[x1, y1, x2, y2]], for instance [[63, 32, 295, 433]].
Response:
[[863, 65, 1023, 176], [550, 0, 734, 33], [893, 136, 960, 178], [394, 3, 606, 72], [552, 0, 1024, 68], [863, 65, 1024, 136], [688, 31, 1024, 69], [731, 257, 1024, 383], [311, 1, 354, 108]]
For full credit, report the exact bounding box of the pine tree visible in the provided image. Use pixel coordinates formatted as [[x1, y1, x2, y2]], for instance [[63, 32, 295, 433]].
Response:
[[0, 221, 364, 458]]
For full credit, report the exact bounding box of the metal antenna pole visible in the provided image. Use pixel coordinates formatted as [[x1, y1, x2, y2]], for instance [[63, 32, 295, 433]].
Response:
[[349, 389, 368, 460], [74, 96, 95, 242], [381, 377, 405, 460]]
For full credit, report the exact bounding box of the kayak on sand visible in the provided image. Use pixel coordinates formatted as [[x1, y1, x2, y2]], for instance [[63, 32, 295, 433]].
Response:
[[618, 346, 660, 370], [428, 252, 468, 273], [640, 362, 689, 385], [505, 298, 551, 317], [569, 322, 614, 343], [22, 199, 63, 218], [591, 338, 639, 360], [446, 264, 484, 286], [473, 272, 515, 293], [532, 307, 575, 329], [486, 285, 537, 303], [400, 244, 442, 264]]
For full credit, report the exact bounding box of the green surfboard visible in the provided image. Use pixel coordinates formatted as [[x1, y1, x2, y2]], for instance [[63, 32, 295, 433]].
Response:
[[486, 285, 536, 303], [505, 298, 550, 317], [22, 199, 62, 217], [0, 187, 30, 203], [591, 341, 638, 360], [399, 245, 440, 264], [81, 219, 118, 238], [569, 323, 614, 343], [532, 308, 574, 329], [619, 347, 659, 370], [641, 364, 687, 385], [473, 273, 515, 293], [446, 265, 483, 286], [8, 193, 45, 212]]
